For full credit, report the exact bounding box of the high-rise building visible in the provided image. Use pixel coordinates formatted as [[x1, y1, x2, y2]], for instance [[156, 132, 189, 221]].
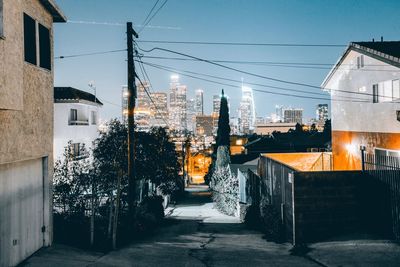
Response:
[[213, 94, 221, 116], [316, 104, 329, 124], [196, 115, 216, 136], [150, 92, 168, 128], [195, 89, 204, 115], [238, 86, 256, 134], [137, 81, 151, 110], [186, 98, 196, 133], [275, 105, 284, 122], [169, 75, 187, 132], [283, 108, 303, 124]]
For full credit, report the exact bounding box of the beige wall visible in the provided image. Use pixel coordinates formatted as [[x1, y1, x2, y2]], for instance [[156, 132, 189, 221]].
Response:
[[0, 1, 58, 266], [0, 0, 53, 165]]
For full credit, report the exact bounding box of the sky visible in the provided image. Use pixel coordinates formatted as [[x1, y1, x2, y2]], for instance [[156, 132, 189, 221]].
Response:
[[54, 0, 400, 122]]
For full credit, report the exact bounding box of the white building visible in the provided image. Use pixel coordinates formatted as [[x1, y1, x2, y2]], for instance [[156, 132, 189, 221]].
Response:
[[321, 40, 400, 170], [186, 98, 196, 133], [54, 87, 102, 161], [238, 86, 256, 134], [316, 104, 329, 124], [169, 75, 187, 133], [213, 94, 221, 116]]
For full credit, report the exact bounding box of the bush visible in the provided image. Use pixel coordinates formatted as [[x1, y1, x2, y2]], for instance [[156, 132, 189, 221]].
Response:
[[134, 196, 165, 234]]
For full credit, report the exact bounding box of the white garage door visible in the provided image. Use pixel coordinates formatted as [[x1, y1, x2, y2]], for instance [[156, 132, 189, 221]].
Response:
[[0, 158, 45, 267]]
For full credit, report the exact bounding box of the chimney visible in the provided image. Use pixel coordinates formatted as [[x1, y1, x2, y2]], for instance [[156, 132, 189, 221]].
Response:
[[381, 36, 383, 42]]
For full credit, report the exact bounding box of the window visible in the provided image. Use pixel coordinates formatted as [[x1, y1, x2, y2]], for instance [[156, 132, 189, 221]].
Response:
[[24, 13, 36, 65], [0, 0, 4, 37], [91, 111, 97, 125], [373, 84, 379, 103], [373, 80, 400, 103], [355, 55, 364, 69], [70, 143, 87, 159], [39, 24, 51, 70], [69, 109, 77, 122]]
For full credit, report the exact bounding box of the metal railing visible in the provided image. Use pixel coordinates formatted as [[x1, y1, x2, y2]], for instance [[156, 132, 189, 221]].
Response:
[[363, 153, 400, 240]]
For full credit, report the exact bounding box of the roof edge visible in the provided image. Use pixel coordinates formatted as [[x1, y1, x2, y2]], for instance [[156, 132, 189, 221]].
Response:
[[39, 0, 67, 23]]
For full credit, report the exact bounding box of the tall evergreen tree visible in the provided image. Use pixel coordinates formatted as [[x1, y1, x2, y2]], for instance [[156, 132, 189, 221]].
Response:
[[216, 89, 231, 147]]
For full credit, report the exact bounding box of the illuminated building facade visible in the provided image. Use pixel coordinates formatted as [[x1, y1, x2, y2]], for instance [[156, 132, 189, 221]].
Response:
[[238, 86, 256, 134], [169, 75, 187, 132], [213, 94, 221, 116], [195, 89, 204, 115], [186, 98, 196, 133], [316, 104, 329, 124], [150, 92, 168, 128], [283, 108, 303, 124]]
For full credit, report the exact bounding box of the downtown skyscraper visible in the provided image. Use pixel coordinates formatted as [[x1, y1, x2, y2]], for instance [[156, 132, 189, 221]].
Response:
[[169, 75, 187, 133], [150, 92, 168, 128], [195, 89, 204, 115], [238, 86, 256, 134]]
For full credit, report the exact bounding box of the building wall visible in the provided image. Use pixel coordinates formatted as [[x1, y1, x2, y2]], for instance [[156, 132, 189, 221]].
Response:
[[325, 49, 400, 170], [254, 123, 296, 135], [54, 102, 100, 161], [0, 1, 57, 266]]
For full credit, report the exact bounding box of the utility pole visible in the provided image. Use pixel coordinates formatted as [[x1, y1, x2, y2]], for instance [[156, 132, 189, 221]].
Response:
[[127, 22, 138, 223]]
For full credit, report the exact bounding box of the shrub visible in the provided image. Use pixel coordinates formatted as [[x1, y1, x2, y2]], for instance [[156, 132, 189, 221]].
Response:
[[134, 196, 165, 233]]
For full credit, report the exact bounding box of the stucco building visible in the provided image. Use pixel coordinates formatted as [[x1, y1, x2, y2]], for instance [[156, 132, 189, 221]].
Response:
[[0, 1, 66, 266], [322, 41, 400, 170], [54, 87, 102, 161]]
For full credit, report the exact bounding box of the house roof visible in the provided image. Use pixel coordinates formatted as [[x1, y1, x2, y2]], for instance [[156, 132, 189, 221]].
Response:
[[39, 0, 67, 22], [321, 41, 400, 88], [54, 87, 103, 105]]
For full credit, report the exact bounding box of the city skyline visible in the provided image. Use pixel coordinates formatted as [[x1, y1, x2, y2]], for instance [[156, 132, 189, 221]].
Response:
[[53, 0, 400, 122]]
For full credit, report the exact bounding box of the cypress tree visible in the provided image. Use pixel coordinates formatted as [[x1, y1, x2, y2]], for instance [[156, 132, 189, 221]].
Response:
[[216, 89, 230, 147]]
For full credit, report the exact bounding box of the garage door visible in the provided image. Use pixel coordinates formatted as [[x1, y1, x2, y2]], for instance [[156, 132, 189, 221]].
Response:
[[0, 158, 45, 267]]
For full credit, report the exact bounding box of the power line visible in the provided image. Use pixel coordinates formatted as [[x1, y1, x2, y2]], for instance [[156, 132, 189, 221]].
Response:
[[138, 60, 359, 100], [55, 49, 126, 59], [139, 0, 169, 34], [140, 0, 160, 31], [137, 59, 369, 103], [140, 55, 400, 72], [136, 45, 381, 98], [136, 40, 347, 47]]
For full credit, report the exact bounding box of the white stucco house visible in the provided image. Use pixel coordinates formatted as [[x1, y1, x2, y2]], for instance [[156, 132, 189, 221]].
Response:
[[54, 87, 103, 161], [321, 40, 400, 170]]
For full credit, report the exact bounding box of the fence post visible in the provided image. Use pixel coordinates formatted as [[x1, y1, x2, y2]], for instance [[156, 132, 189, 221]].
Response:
[[360, 145, 366, 171]]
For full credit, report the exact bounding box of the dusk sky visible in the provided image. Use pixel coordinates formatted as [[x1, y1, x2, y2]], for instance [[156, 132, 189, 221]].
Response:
[[54, 0, 400, 121]]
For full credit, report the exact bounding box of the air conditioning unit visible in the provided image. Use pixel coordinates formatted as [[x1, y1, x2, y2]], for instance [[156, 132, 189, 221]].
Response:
[[397, 110, 400, 122]]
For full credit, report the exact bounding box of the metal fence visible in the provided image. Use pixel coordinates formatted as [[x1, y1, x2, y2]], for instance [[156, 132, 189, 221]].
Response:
[[363, 153, 400, 240]]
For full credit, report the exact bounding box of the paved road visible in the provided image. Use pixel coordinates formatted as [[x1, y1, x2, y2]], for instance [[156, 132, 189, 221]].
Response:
[[22, 185, 400, 267], [89, 185, 318, 267]]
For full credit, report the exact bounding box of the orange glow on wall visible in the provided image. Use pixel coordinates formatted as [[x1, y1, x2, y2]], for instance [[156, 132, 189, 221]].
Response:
[[332, 130, 400, 170]]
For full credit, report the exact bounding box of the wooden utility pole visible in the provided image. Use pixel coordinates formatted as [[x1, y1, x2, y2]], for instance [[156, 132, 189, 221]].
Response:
[[127, 22, 139, 223]]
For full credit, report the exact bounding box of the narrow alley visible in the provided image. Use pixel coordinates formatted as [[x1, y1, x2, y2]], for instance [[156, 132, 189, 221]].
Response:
[[22, 185, 400, 267]]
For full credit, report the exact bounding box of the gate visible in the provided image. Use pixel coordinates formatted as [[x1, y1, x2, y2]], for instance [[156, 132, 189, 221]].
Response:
[[363, 153, 400, 240]]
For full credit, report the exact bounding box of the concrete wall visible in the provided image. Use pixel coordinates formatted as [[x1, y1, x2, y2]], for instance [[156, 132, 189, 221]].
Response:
[[324, 49, 400, 170], [0, 1, 58, 266], [54, 102, 100, 161]]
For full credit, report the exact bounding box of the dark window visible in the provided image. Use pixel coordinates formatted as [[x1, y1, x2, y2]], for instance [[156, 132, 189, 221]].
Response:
[[70, 109, 77, 122], [24, 13, 36, 65], [91, 111, 97, 125], [39, 24, 51, 70], [373, 84, 379, 103]]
